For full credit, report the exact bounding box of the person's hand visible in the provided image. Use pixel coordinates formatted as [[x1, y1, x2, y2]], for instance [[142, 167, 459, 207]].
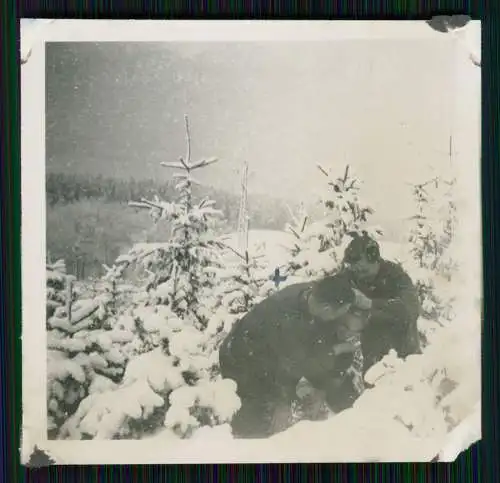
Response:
[[332, 342, 357, 356], [352, 288, 372, 311], [343, 313, 369, 332]]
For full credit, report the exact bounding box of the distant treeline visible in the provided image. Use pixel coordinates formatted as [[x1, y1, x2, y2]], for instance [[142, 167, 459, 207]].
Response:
[[46, 172, 294, 279], [47, 172, 178, 206], [46, 171, 292, 231]]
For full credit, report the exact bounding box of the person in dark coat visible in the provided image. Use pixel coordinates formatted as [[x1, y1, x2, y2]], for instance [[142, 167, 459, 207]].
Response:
[[218, 274, 368, 439], [341, 232, 422, 374]]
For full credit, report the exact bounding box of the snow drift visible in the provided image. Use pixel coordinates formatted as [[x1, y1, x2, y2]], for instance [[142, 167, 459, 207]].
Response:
[[144, 302, 480, 462]]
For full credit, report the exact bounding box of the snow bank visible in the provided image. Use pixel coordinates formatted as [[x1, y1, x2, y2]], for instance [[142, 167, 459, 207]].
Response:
[[144, 303, 480, 462], [274, 299, 479, 462]]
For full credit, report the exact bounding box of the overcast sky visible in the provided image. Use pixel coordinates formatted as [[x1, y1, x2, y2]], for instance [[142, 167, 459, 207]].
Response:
[[46, 37, 475, 222]]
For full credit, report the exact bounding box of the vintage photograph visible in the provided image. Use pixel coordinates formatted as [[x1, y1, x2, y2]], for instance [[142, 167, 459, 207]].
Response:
[[21, 20, 481, 464]]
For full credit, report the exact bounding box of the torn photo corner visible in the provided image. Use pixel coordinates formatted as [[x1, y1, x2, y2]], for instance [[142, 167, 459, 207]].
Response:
[[21, 19, 481, 464], [426, 15, 472, 34]]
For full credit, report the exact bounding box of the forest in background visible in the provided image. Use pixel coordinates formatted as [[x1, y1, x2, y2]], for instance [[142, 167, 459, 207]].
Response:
[[46, 171, 293, 278]]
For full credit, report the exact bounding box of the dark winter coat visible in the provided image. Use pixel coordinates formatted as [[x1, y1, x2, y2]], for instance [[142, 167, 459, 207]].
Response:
[[346, 259, 422, 370], [218, 282, 350, 399]]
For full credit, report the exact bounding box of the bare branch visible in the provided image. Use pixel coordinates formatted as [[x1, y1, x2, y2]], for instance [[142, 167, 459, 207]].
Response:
[[317, 164, 329, 177], [161, 162, 185, 169], [407, 176, 442, 190], [128, 198, 164, 211], [300, 215, 309, 233], [285, 203, 297, 223], [216, 241, 247, 261], [347, 179, 357, 190], [198, 196, 211, 209], [288, 226, 302, 240], [178, 157, 190, 170], [190, 157, 219, 170], [343, 164, 350, 182]]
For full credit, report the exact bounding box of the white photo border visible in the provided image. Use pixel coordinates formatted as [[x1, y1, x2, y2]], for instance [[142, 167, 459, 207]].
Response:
[[21, 19, 482, 465]]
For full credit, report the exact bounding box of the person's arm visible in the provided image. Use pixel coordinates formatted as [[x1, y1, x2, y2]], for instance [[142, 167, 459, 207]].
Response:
[[368, 270, 421, 327]]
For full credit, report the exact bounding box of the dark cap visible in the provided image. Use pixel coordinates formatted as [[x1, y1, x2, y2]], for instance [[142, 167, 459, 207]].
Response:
[[343, 231, 380, 264], [311, 273, 355, 312]]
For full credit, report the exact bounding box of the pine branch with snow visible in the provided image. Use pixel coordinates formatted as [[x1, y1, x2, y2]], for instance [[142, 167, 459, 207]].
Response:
[[407, 176, 459, 323], [46, 259, 76, 321], [284, 164, 381, 283], [46, 260, 138, 437], [203, 243, 274, 339]]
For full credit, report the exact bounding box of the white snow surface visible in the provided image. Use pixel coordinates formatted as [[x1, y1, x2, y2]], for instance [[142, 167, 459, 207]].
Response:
[[144, 306, 479, 462]]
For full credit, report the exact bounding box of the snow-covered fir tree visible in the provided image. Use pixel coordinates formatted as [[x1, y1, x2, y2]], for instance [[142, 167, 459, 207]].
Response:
[[407, 175, 458, 322], [284, 202, 309, 274], [285, 164, 382, 283], [46, 259, 74, 321], [58, 116, 242, 440], [204, 244, 274, 341], [46, 260, 134, 438]]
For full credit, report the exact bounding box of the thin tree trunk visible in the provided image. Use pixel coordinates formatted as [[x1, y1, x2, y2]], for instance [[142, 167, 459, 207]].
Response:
[[66, 277, 73, 324]]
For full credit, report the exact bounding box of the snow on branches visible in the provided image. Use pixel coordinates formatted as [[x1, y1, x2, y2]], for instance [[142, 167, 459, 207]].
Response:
[[204, 242, 275, 340], [52, 115, 243, 440], [284, 164, 382, 282], [407, 176, 458, 321], [124, 115, 223, 326], [46, 261, 139, 437], [46, 259, 76, 322]]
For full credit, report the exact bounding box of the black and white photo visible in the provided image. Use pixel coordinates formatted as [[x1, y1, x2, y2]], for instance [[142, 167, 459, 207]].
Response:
[[21, 19, 481, 464]]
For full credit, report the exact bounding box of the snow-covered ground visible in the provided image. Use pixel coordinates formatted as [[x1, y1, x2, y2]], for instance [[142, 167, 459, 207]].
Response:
[[140, 305, 479, 463], [39, 232, 480, 463], [219, 229, 295, 267]]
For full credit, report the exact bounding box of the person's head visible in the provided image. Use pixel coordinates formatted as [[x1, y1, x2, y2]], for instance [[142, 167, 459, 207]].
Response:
[[343, 231, 381, 283], [307, 273, 362, 319], [308, 276, 369, 335], [308, 275, 354, 322]]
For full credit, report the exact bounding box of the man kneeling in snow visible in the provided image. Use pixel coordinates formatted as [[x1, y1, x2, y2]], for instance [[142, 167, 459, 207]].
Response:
[[218, 275, 368, 439], [341, 232, 422, 374]]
